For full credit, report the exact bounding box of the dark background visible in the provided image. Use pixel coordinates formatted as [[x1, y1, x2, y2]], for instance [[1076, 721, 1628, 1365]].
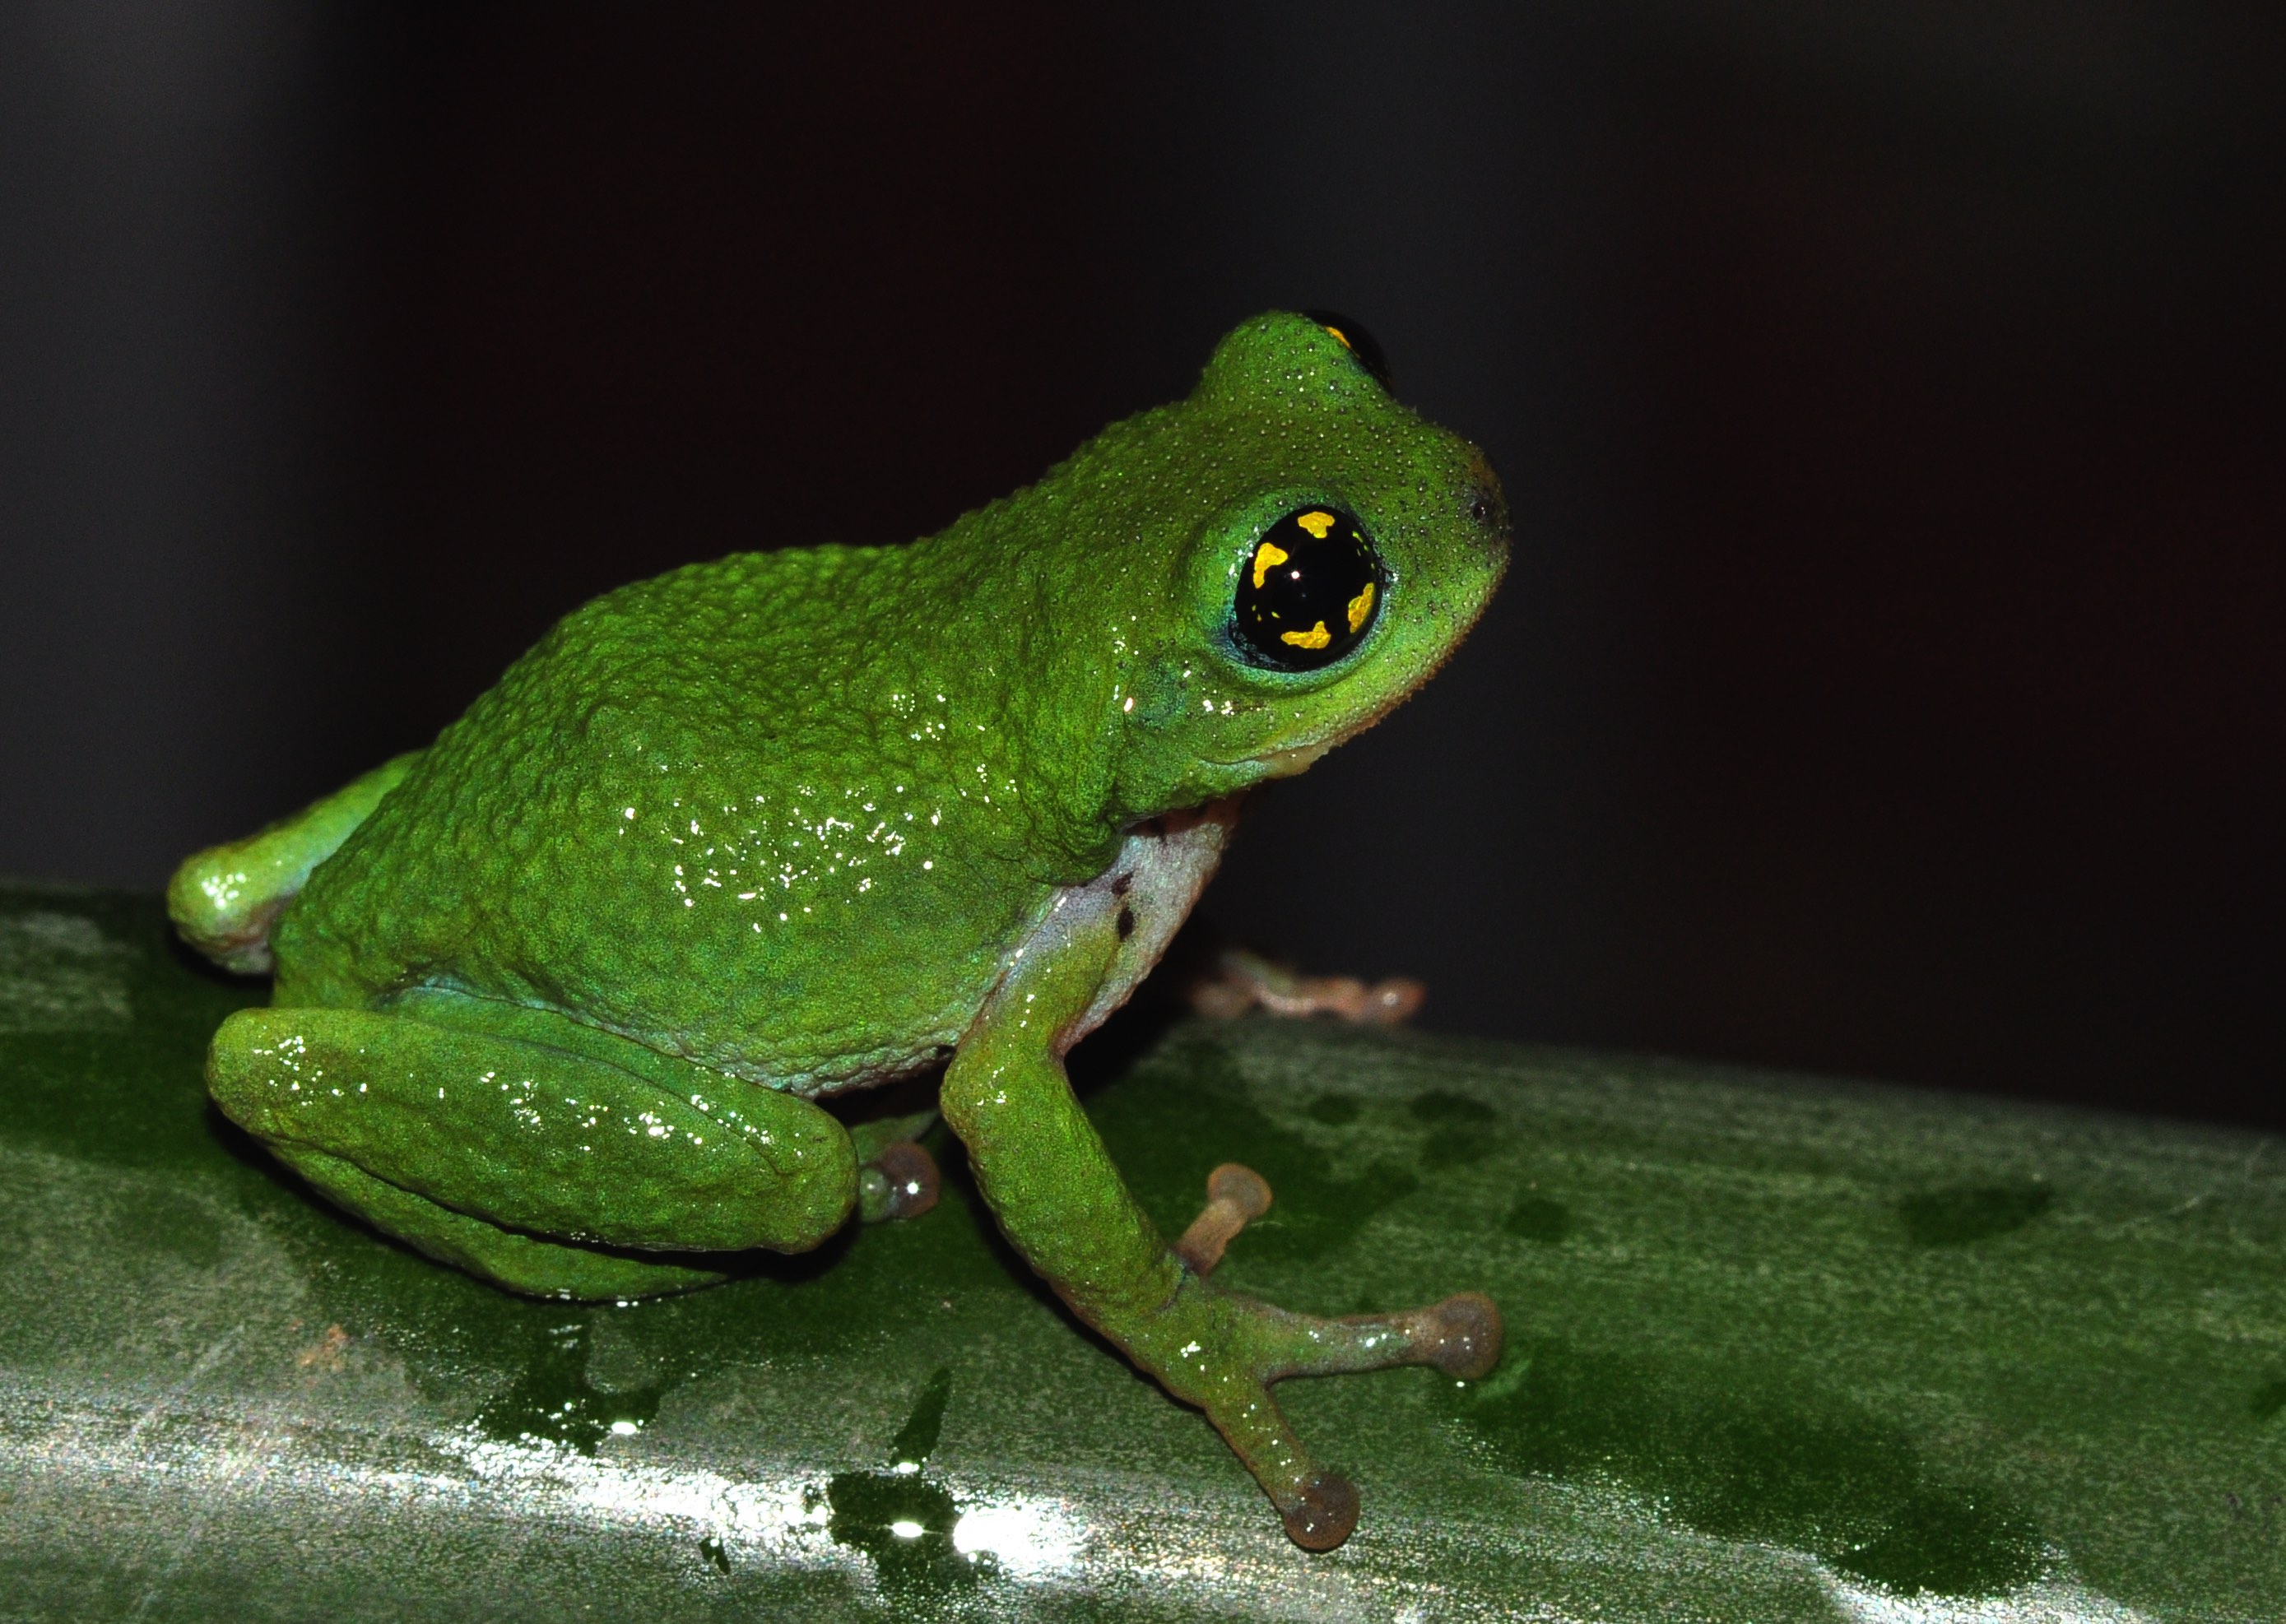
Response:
[[4, 4, 2280, 1125]]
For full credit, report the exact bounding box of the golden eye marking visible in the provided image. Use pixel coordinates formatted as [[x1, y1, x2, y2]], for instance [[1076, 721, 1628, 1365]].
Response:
[[1280, 621, 1332, 650], [1294, 510, 1336, 540], [1321, 325, 1353, 351], [1251, 540, 1289, 590], [1345, 581, 1375, 633]]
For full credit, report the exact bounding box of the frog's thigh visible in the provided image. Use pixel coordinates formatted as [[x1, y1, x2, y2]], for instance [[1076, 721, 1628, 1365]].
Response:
[[276, 1142, 732, 1300], [207, 1003, 857, 1255]]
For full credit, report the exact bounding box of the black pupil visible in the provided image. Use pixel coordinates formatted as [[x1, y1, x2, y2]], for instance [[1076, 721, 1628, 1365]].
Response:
[[1232, 507, 1383, 671]]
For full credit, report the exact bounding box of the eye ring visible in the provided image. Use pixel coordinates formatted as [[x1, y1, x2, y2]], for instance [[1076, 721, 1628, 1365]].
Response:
[[1231, 506, 1386, 672], [1301, 309, 1392, 390]]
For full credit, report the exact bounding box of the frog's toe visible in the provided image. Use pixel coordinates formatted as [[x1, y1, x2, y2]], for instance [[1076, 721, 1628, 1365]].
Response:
[[1186, 979, 1257, 1019], [1357, 976, 1425, 1024], [1174, 1162, 1273, 1275], [857, 1139, 941, 1223], [1280, 1472, 1360, 1552], [1191, 945, 1427, 1026], [1252, 1291, 1508, 1384], [1421, 1291, 1503, 1379]]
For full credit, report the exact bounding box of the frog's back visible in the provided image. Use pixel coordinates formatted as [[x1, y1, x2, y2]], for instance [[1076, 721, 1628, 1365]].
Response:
[[274, 541, 1067, 1095]]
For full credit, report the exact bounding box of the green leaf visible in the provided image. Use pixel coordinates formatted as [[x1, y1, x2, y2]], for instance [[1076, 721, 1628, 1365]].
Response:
[[0, 884, 2279, 1620]]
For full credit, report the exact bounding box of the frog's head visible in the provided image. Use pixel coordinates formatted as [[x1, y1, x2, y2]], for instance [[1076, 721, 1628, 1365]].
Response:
[[1078, 312, 1510, 814]]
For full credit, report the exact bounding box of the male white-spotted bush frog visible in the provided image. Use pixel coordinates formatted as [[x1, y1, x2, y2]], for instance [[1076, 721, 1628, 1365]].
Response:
[[170, 312, 1510, 1549]]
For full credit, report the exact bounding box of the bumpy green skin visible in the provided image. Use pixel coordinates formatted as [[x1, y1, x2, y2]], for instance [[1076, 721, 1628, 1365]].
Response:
[[171, 313, 1510, 1546], [267, 317, 1502, 1086]]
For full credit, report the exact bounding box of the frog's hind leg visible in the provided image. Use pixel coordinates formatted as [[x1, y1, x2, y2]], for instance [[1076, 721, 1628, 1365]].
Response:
[[168, 751, 423, 974], [206, 993, 860, 1301]]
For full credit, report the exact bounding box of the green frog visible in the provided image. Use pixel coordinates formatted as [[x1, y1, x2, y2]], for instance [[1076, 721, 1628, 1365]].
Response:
[[170, 311, 1509, 1549]]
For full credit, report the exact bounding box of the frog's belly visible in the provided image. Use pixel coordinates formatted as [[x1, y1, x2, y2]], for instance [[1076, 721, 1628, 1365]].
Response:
[[588, 797, 1230, 1095], [687, 799, 1234, 1093], [1055, 797, 1237, 1047]]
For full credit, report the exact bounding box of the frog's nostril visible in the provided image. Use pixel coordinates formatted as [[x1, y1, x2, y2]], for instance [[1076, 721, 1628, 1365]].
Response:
[[1466, 482, 1510, 538], [1462, 447, 1510, 538]]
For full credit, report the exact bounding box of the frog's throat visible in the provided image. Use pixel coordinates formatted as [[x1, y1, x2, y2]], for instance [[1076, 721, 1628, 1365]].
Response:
[[1007, 798, 1240, 1055]]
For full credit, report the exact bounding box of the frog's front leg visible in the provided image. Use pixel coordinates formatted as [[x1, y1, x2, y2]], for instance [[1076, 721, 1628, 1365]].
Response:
[[941, 892, 1501, 1551], [207, 991, 859, 1301], [168, 751, 423, 974]]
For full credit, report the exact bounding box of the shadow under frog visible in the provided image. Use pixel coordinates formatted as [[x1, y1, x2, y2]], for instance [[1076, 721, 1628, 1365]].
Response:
[[1449, 1339, 2045, 1598], [1897, 1181, 2055, 1247]]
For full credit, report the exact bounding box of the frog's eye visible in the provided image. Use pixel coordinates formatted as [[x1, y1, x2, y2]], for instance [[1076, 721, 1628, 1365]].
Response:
[[1232, 507, 1385, 672], [1301, 309, 1392, 390]]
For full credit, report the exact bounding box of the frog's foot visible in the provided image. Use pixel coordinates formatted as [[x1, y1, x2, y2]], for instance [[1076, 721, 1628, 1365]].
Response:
[[1194, 1285, 1503, 1548], [280, 1142, 738, 1300], [1158, 1164, 1499, 1546], [1189, 945, 1424, 1026]]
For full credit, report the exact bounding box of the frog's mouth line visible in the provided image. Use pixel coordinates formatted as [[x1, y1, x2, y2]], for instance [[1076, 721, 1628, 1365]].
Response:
[[1230, 700, 1401, 780], [1252, 736, 1342, 778], [1222, 657, 1445, 781]]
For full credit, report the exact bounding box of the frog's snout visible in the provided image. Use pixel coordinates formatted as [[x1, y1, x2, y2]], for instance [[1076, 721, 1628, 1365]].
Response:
[[1467, 481, 1509, 549], [1464, 448, 1512, 554]]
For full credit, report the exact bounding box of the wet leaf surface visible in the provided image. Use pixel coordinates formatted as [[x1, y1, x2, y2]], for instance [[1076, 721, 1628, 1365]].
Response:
[[1, 884, 2282, 1621]]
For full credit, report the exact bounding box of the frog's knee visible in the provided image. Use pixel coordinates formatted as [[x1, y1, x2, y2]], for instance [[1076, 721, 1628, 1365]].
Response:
[[205, 1006, 292, 1110], [169, 849, 290, 975]]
